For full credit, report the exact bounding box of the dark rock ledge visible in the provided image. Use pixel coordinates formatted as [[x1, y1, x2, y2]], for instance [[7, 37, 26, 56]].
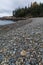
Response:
[[0, 16, 26, 21]]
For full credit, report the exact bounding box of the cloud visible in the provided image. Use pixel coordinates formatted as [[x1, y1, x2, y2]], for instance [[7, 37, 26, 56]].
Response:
[[0, 0, 43, 16], [0, 0, 14, 16], [0, 0, 14, 10], [13, 0, 43, 9], [0, 0, 43, 10]]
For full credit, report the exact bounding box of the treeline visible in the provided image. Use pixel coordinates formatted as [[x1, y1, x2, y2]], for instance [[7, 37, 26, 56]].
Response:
[[13, 2, 43, 17]]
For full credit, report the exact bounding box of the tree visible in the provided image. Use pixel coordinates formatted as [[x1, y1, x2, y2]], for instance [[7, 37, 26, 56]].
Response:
[[13, 2, 43, 17], [31, 2, 38, 7]]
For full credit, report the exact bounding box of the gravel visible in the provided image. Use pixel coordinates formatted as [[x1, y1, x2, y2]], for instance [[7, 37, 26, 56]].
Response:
[[0, 18, 43, 65]]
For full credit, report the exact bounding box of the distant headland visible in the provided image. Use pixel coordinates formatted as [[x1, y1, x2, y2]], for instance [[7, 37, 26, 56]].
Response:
[[0, 16, 26, 21]]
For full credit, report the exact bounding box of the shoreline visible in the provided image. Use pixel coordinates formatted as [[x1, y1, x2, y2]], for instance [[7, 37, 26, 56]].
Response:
[[0, 18, 32, 30], [0, 18, 43, 65], [0, 16, 26, 21]]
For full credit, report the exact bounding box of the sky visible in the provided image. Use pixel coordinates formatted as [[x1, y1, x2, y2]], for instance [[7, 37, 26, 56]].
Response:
[[0, 0, 43, 17]]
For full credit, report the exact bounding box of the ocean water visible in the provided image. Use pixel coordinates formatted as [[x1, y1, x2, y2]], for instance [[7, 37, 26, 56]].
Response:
[[0, 20, 15, 25]]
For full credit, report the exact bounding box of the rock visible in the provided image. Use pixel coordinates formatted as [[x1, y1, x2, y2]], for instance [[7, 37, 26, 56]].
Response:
[[20, 50, 27, 56], [0, 18, 43, 65], [30, 55, 34, 58], [9, 58, 16, 65], [0, 54, 4, 63], [25, 61, 30, 65], [39, 62, 42, 65], [32, 51, 37, 58], [17, 57, 23, 63], [38, 55, 42, 62], [16, 61, 20, 65], [16, 59, 24, 65]]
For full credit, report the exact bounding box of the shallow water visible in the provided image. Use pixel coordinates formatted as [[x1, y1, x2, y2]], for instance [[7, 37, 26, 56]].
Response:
[[0, 20, 15, 25]]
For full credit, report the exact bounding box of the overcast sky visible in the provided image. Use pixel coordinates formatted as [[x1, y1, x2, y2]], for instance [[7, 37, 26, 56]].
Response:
[[0, 0, 43, 17]]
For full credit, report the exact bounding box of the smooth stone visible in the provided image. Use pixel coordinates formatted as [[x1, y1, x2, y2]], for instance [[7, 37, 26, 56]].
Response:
[[16, 61, 20, 65], [9, 63, 15, 65], [29, 58, 37, 65], [13, 43, 16, 46], [30, 55, 34, 58], [18, 57, 23, 62], [0, 54, 4, 63], [38, 55, 42, 62], [39, 62, 42, 65], [9, 58, 16, 64], [16, 58, 24, 65], [25, 61, 30, 65], [20, 50, 27, 56], [40, 48, 43, 52]]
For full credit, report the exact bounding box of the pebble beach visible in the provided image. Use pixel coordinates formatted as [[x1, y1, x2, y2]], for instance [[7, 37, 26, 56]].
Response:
[[0, 18, 43, 65]]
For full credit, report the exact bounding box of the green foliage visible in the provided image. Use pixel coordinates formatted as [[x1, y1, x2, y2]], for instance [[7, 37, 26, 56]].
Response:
[[13, 2, 43, 17], [13, 7, 28, 17]]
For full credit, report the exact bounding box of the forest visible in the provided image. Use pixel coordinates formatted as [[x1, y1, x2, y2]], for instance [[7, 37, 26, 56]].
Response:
[[13, 2, 43, 17]]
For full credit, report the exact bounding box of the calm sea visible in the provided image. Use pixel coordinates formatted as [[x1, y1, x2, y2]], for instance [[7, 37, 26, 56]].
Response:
[[0, 20, 15, 25]]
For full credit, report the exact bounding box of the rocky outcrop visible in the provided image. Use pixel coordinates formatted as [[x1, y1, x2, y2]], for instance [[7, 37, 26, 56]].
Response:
[[0, 16, 26, 21]]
